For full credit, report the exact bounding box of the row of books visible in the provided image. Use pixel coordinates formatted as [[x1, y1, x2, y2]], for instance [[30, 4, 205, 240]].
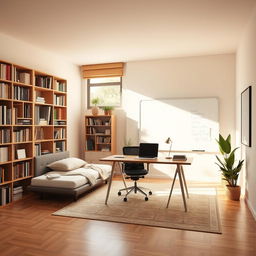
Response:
[[54, 95, 65, 106], [54, 81, 66, 92], [86, 118, 111, 126], [87, 127, 111, 135], [0, 83, 10, 99], [34, 143, 51, 156], [0, 105, 11, 125], [0, 186, 11, 206], [0, 129, 11, 144], [35, 76, 52, 89], [13, 128, 30, 142], [86, 139, 95, 150], [0, 147, 9, 162], [54, 108, 65, 120], [0, 167, 5, 183], [13, 86, 30, 101], [54, 128, 66, 139], [13, 68, 31, 84], [97, 136, 111, 143], [34, 105, 52, 125], [13, 161, 30, 179], [0, 63, 11, 81], [55, 141, 65, 152], [34, 127, 45, 140]]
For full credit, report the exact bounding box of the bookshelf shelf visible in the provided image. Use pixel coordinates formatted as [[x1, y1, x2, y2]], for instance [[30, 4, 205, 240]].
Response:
[[13, 176, 33, 183], [12, 157, 33, 163], [0, 60, 67, 206]]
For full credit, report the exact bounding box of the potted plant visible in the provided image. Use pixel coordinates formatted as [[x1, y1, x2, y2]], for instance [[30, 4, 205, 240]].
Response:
[[103, 106, 114, 115], [91, 97, 100, 116], [215, 134, 244, 201]]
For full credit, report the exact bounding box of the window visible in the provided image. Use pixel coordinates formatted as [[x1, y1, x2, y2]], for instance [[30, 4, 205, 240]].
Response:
[[87, 77, 122, 108]]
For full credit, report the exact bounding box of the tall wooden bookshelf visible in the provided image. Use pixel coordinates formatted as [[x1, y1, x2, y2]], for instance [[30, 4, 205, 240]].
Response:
[[0, 60, 67, 206], [85, 115, 116, 163]]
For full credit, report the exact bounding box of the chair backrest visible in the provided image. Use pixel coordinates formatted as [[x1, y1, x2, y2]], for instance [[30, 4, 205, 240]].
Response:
[[123, 146, 144, 172]]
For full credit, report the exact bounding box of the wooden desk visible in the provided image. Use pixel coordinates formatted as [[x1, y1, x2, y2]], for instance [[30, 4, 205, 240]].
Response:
[[100, 155, 193, 212]]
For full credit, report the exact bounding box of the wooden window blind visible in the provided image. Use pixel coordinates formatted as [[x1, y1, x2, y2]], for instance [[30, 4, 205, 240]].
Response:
[[81, 62, 124, 79]]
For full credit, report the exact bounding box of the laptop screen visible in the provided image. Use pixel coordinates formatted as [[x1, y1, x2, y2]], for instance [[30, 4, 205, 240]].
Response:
[[139, 143, 159, 158]]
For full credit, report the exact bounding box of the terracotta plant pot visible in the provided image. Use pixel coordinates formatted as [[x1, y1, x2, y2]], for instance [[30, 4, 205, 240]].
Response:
[[91, 106, 99, 116], [104, 110, 112, 115], [226, 185, 241, 201]]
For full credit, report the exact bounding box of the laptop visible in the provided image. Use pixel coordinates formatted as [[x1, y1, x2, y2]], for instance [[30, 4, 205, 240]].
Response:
[[138, 143, 159, 159]]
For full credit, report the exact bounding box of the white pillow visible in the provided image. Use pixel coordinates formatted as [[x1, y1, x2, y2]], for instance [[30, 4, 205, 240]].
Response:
[[47, 157, 86, 171]]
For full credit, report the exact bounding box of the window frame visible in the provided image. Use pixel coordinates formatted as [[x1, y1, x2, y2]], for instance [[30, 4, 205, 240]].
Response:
[[87, 77, 122, 108]]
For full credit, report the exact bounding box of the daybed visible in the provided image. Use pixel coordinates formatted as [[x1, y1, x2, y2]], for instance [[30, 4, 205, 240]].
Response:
[[29, 151, 111, 200]]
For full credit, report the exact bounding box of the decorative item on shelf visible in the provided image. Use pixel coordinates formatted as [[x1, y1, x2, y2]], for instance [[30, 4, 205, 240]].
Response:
[[103, 106, 114, 115], [165, 137, 173, 159], [16, 149, 26, 159], [215, 134, 244, 201], [91, 97, 100, 116]]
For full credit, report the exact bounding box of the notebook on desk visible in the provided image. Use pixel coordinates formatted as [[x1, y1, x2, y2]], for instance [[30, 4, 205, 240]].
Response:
[[137, 143, 159, 159]]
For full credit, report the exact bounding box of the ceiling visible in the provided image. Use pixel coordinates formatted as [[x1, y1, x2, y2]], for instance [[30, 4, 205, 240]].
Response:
[[0, 0, 255, 65]]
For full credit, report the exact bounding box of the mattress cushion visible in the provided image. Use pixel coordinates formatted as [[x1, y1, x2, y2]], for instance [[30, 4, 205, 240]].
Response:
[[31, 164, 111, 189], [31, 171, 88, 189]]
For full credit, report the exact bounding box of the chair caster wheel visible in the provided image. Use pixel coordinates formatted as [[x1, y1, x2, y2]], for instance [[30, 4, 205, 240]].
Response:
[[124, 197, 127, 202], [145, 197, 148, 201], [149, 191, 152, 195], [118, 191, 121, 196]]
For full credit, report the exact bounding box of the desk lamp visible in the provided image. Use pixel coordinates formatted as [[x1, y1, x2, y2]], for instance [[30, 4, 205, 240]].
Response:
[[165, 137, 172, 159]]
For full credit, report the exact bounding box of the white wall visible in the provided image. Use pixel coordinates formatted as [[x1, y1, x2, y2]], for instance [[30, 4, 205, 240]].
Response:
[[120, 54, 236, 180], [236, 7, 256, 219], [0, 33, 82, 157]]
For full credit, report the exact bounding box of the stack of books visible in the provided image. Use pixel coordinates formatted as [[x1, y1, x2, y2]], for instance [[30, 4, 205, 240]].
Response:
[[36, 96, 45, 103], [13, 186, 23, 201]]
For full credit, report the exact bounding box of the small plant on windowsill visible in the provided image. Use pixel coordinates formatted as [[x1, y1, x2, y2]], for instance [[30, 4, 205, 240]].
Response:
[[91, 97, 100, 116], [102, 106, 114, 115], [215, 134, 244, 201]]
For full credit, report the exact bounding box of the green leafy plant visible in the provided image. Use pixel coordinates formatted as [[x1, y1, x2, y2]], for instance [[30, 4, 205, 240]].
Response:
[[91, 97, 100, 106], [215, 134, 244, 187], [102, 106, 114, 111]]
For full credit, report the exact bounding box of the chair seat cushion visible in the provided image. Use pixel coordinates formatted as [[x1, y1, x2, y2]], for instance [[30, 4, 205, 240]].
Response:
[[125, 169, 148, 176]]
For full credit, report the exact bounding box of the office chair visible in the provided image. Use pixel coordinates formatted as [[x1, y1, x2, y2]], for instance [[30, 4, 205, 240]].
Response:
[[118, 146, 152, 202]]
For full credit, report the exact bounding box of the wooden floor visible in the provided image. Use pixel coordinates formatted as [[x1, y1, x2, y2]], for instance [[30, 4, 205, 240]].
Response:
[[0, 180, 256, 256]]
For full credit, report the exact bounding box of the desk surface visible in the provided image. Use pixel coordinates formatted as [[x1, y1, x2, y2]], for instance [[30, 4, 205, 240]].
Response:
[[100, 155, 193, 165]]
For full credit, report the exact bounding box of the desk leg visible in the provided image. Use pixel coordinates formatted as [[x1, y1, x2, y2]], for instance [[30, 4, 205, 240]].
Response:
[[177, 164, 187, 212], [105, 161, 116, 205], [166, 167, 178, 208], [181, 165, 189, 199], [119, 163, 128, 193]]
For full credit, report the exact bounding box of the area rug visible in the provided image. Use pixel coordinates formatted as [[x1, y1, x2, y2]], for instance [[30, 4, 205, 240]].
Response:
[[53, 181, 222, 234]]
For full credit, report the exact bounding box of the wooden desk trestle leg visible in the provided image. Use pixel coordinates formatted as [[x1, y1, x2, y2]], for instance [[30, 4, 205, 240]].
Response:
[[181, 165, 189, 198], [119, 163, 128, 193], [166, 164, 188, 212], [105, 161, 116, 205]]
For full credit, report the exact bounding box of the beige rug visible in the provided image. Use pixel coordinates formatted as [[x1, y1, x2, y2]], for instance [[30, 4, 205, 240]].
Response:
[[53, 181, 221, 234]]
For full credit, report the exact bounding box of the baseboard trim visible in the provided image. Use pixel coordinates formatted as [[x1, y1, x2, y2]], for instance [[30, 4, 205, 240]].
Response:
[[245, 197, 256, 221]]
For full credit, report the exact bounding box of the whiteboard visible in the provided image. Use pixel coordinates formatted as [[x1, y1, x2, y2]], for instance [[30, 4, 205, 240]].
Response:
[[139, 98, 219, 152]]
